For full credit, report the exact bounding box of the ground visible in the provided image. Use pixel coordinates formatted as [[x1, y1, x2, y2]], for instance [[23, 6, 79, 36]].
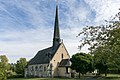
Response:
[[7, 74, 120, 80]]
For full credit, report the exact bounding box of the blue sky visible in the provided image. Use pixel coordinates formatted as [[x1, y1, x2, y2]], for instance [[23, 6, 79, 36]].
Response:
[[0, 0, 120, 63]]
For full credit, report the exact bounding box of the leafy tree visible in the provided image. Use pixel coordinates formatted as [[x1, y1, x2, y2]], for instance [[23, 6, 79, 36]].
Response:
[[71, 52, 94, 78], [0, 62, 6, 80], [15, 58, 27, 76], [0, 55, 9, 80], [77, 11, 120, 76], [93, 46, 113, 76], [10, 63, 16, 72]]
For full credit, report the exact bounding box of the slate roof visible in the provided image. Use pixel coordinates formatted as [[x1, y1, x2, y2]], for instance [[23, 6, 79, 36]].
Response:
[[28, 44, 60, 65], [59, 59, 71, 67], [28, 2, 62, 66]]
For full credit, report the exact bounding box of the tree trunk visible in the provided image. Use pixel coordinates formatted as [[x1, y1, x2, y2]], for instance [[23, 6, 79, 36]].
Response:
[[79, 72, 80, 78], [98, 69, 101, 75], [105, 69, 107, 76], [82, 74, 84, 76]]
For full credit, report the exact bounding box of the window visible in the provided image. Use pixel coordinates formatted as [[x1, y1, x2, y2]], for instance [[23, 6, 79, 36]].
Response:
[[35, 66, 38, 70], [61, 54, 63, 59], [57, 62, 59, 66], [44, 66, 46, 72], [39, 65, 42, 69], [31, 66, 34, 71], [66, 67, 69, 73], [39, 65, 43, 72]]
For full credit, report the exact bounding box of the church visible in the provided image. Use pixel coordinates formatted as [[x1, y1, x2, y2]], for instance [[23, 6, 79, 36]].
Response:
[[24, 1, 71, 78]]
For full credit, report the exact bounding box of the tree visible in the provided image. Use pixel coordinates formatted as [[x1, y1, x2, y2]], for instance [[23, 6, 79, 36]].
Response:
[[92, 46, 113, 76], [71, 53, 94, 78], [0, 55, 9, 80], [15, 58, 27, 76], [77, 11, 120, 76], [10, 63, 16, 72]]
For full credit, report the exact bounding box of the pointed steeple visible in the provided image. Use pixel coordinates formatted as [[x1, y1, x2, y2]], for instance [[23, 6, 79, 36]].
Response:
[[53, 0, 61, 48]]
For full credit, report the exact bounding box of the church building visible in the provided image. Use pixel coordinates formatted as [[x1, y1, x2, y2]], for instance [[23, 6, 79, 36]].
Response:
[[25, 1, 71, 78]]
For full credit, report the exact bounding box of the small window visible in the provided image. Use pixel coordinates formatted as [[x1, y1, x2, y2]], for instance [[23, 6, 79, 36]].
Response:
[[44, 66, 46, 72], [66, 67, 69, 73], [57, 62, 59, 66], [35, 66, 38, 70], [47, 64, 49, 67], [62, 54, 63, 59], [50, 63, 53, 68], [32, 66, 34, 71], [39, 65, 42, 69]]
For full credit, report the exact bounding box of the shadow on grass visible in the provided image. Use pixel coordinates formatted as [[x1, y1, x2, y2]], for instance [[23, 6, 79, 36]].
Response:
[[7, 74, 120, 80], [103, 76, 120, 79], [92, 75, 120, 80]]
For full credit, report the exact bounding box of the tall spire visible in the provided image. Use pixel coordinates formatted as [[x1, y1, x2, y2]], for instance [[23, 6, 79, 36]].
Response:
[[53, 0, 61, 48]]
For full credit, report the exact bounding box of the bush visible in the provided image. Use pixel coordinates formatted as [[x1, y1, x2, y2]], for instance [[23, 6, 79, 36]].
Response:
[[7, 74, 24, 79]]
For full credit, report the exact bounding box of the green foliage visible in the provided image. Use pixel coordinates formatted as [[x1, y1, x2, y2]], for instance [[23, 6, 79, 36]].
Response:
[[78, 11, 120, 76], [15, 58, 27, 76], [0, 55, 9, 69], [0, 55, 9, 80], [93, 46, 109, 75], [71, 53, 94, 76], [10, 63, 16, 72]]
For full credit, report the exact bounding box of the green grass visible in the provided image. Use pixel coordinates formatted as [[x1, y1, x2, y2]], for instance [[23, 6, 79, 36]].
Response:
[[7, 78, 77, 80], [7, 74, 120, 80], [101, 74, 120, 80]]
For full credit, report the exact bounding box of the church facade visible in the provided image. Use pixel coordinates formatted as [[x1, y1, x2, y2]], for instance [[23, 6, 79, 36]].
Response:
[[25, 2, 71, 78]]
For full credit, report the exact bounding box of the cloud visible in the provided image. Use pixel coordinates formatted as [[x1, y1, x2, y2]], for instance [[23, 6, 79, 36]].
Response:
[[0, 0, 119, 63], [84, 0, 120, 23], [59, 0, 95, 28]]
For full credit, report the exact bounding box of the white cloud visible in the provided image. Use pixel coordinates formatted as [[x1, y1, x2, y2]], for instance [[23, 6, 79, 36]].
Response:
[[84, 0, 120, 23], [0, 40, 52, 62], [59, 0, 92, 28], [0, 0, 120, 63], [0, 27, 82, 62]]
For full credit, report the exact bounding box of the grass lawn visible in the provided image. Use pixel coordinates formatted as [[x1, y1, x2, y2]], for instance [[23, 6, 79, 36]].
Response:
[[7, 78, 77, 80], [7, 74, 120, 80]]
